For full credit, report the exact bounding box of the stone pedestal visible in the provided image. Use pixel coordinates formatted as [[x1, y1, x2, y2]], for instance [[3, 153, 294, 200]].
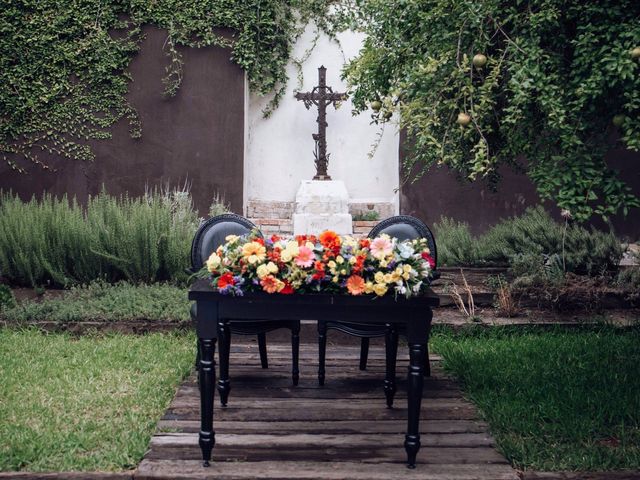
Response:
[[292, 180, 353, 235]]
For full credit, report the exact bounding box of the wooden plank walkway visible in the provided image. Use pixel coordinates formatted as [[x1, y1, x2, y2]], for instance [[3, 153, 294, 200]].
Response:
[[136, 342, 518, 480]]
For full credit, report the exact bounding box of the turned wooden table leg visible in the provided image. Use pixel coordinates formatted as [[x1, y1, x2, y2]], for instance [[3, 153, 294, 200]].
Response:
[[217, 318, 231, 406], [404, 308, 432, 468], [196, 301, 218, 467]]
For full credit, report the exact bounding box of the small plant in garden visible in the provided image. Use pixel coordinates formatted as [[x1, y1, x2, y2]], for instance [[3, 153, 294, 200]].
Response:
[[494, 275, 519, 318], [0, 284, 16, 310], [352, 211, 380, 221], [447, 270, 477, 321], [208, 192, 231, 218]]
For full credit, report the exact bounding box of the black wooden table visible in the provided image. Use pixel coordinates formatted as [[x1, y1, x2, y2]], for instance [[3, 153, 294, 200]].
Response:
[[189, 278, 440, 468]]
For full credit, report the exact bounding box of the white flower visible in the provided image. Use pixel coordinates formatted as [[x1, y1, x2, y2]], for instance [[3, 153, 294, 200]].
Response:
[[397, 242, 414, 259]]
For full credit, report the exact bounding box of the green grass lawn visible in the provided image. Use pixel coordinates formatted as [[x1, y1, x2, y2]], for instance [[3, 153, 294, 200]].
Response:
[[0, 328, 194, 472], [430, 326, 640, 471]]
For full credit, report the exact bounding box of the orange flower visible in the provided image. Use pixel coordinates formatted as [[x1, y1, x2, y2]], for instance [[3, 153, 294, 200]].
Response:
[[319, 230, 341, 248], [260, 275, 284, 294], [346, 275, 365, 295]]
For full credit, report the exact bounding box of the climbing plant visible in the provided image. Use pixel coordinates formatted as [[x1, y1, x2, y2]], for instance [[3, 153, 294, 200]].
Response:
[[0, 0, 332, 172], [339, 0, 640, 221]]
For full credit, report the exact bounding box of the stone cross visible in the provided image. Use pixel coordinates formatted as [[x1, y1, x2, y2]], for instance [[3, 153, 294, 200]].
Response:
[[295, 66, 348, 180]]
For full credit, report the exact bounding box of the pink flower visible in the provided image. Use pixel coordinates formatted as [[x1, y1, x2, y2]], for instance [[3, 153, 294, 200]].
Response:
[[370, 236, 393, 259], [295, 245, 315, 268]]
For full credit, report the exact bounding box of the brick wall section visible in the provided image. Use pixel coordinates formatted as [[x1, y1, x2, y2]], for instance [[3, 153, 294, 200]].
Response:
[[248, 218, 379, 237]]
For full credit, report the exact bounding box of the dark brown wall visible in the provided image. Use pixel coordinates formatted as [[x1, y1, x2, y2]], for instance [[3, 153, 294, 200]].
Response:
[[400, 132, 640, 239], [0, 26, 245, 214]]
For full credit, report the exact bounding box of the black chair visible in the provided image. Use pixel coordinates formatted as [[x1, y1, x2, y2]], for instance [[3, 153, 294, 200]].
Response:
[[190, 214, 300, 406], [317, 215, 439, 406]]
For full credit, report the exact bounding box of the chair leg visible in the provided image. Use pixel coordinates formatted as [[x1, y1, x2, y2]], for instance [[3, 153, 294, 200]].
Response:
[[359, 337, 370, 371], [318, 321, 327, 386], [258, 332, 268, 369], [384, 325, 399, 408], [217, 319, 231, 406], [195, 339, 201, 392], [291, 323, 300, 386], [424, 343, 431, 377]]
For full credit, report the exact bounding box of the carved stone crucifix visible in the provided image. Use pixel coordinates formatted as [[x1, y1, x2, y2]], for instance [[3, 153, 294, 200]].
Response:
[[295, 66, 348, 180]]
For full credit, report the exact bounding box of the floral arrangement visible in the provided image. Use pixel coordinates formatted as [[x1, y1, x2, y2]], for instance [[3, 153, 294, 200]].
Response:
[[205, 230, 435, 298]]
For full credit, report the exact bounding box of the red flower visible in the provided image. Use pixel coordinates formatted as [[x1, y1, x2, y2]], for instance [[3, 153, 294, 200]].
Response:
[[280, 282, 294, 294], [255, 237, 265, 246], [352, 255, 366, 274], [312, 260, 326, 281], [270, 234, 281, 243], [359, 238, 371, 249], [217, 273, 235, 289], [421, 252, 436, 269]]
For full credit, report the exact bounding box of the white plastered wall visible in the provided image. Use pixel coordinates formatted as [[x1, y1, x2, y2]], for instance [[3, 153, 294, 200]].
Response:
[[244, 25, 400, 215]]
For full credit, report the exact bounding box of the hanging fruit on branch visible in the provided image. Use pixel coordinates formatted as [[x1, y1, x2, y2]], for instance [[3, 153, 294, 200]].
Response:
[[472, 53, 488, 68], [370, 100, 382, 111], [631, 47, 640, 60], [457, 112, 471, 126], [612, 114, 626, 127]]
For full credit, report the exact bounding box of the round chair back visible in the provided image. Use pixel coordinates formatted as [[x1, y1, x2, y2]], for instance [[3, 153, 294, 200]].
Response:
[[190, 214, 259, 272], [368, 215, 437, 269]]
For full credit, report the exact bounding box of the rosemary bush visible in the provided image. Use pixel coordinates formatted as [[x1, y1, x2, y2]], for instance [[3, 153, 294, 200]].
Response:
[[434, 207, 623, 276], [0, 189, 206, 287]]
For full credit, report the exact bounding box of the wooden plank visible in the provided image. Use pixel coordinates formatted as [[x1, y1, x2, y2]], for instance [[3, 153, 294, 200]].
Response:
[[150, 432, 496, 448], [136, 459, 519, 480], [157, 419, 490, 435], [173, 385, 461, 400], [168, 397, 473, 410], [163, 404, 478, 421], [145, 444, 507, 464]]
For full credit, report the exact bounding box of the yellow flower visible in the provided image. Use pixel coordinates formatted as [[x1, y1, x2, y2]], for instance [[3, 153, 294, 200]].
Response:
[[373, 283, 388, 296], [242, 242, 266, 263], [402, 272, 411, 280], [364, 281, 374, 294], [336, 256, 345, 264], [266, 261, 278, 274], [305, 241, 315, 250], [225, 234, 239, 243], [332, 275, 340, 283], [206, 253, 221, 272], [328, 260, 337, 269], [379, 259, 388, 268], [403, 264, 413, 273], [281, 251, 293, 263], [383, 273, 393, 284], [391, 271, 402, 282], [285, 241, 299, 256], [374, 271, 385, 284], [256, 264, 270, 279], [348, 256, 357, 265]]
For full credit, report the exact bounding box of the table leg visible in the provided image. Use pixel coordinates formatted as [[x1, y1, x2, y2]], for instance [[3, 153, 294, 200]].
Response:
[[217, 318, 231, 406], [196, 300, 218, 468], [404, 308, 432, 468], [404, 342, 425, 468], [198, 337, 217, 467]]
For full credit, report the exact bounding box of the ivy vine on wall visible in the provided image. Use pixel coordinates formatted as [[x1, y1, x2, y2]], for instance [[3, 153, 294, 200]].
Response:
[[0, 0, 333, 172]]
